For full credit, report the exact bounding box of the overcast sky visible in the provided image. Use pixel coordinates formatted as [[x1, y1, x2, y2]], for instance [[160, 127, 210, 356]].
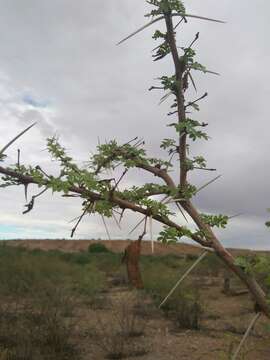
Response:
[[0, 1, 269, 249]]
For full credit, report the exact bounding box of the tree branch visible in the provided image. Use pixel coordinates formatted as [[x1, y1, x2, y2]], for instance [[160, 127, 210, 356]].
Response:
[[164, 13, 187, 187], [0, 165, 208, 247]]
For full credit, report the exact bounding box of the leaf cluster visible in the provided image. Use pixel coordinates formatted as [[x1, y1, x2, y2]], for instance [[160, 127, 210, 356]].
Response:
[[234, 255, 267, 276], [200, 214, 229, 229], [121, 183, 170, 202], [145, 0, 185, 18], [91, 140, 147, 171], [160, 138, 176, 152], [157, 225, 192, 244], [179, 183, 197, 199], [168, 119, 209, 141], [180, 47, 208, 75], [159, 75, 179, 94], [184, 156, 207, 171]]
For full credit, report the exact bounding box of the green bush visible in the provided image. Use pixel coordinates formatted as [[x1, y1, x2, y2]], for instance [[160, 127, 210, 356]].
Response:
[[88, 243, 110, 253], [72, 252, 91, 265], [0, 244, 107, 298]]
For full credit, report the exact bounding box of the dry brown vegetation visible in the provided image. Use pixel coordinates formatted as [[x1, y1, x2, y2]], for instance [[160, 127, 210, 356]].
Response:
[[3, 239, 267, 257], [0, 240, 269, 359]]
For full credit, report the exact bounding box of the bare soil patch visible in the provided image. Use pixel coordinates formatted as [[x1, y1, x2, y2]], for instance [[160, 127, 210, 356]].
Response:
[[0, 241, 269, 359]]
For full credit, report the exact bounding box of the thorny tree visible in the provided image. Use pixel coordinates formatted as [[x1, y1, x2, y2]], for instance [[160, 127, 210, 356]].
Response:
[[0, 1, 269, 317]]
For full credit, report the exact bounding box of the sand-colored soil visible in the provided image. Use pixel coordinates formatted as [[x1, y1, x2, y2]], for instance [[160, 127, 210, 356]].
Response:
[[2, 239, 265, 257]]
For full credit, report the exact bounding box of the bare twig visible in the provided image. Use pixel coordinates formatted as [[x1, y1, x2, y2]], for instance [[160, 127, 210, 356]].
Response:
[[228, 213, 244, 220], [151, 18, 185, 54], [159, 251, 208, 308], [119, 208, 125, 224], [138, 216, 148, 241], [196, 175, 222, 193], [232, 312, 261, 360], [71, 205, 90, 238], [112, 210, 122, 230], [188, 72, 197, 92], [117, 13, 225, 45], [175, 202, 189, 223], [161, 195, 189, 223], [101, 214, 111, 240], [174, 17, 185, 29], [164, 197, 185, 204], [17, 149, 21, 168], [35, 165, 51, 178], [149, 215, 154, 254], [23, 187, 48, 214], [128, 216, 147, 236], [186, 32, 200, 51], [159, 91, 173, 105], [24, 184, 28, 201], [112, 168, 128, 191], [168, 110, 178, 116], [193, 167, 216, 171], [185, 92, 208, 110], [0, 123, 36, 156], [193, 68, 220, 76]]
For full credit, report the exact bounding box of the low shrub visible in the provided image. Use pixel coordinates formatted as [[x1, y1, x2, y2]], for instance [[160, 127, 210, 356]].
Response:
[[92, 294, 148, 359], [88, 243, 110, 253], [173, 290, 203, 330], [195, 253, 225, 277], [0, 244, 107, 303], [0, 289, 80, 360], [142, 259, 203, 330]]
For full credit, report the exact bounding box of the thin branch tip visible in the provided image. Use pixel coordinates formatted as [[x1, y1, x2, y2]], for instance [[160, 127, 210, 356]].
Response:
[[0, 122, 37, 156], [117, 13, 225, 45]]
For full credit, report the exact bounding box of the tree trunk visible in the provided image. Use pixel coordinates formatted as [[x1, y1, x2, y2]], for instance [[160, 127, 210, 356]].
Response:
[[182, 201, 270, 317], [122, 240, 143, 289]]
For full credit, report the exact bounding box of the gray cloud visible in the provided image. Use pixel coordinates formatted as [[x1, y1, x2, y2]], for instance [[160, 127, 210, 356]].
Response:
[[0, 1, 269, 248]]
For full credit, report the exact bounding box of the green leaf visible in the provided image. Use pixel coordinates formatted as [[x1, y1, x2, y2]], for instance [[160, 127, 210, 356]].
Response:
[[234, 256, 256, 275], [157, 224, 192, 244], [145, 0, 186, 18], [160, 138, 176, 150], [177, 183, 197, 200], [200, 213, 228, 228], [168, 119, 209, 141]]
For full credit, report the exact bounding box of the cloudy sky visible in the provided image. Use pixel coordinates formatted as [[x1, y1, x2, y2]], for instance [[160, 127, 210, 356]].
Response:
[[0, 0, 269, 249]]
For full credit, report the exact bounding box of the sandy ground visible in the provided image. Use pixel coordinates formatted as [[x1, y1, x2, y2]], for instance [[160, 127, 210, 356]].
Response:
[[77, 274, 270, 360], [1, 239, 266, 257], [1, 239, 203, 256], [1, 239, 270, 359]]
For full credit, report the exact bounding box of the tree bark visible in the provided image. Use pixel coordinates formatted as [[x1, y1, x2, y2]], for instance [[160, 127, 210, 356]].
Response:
[[122, 240, 143, 289]]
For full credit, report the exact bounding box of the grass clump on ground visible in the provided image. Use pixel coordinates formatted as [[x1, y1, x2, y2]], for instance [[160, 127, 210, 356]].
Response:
[[141, 255, 204, 330], [1, 243, 267, 358], [0, 244, 109, 359]]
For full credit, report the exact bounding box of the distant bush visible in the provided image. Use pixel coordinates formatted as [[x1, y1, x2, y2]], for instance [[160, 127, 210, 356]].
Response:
[[88, 243, 110, 253], [247, 255, 270, 292], [173, 290, 203, 330], [0, 244, 106, 298]]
